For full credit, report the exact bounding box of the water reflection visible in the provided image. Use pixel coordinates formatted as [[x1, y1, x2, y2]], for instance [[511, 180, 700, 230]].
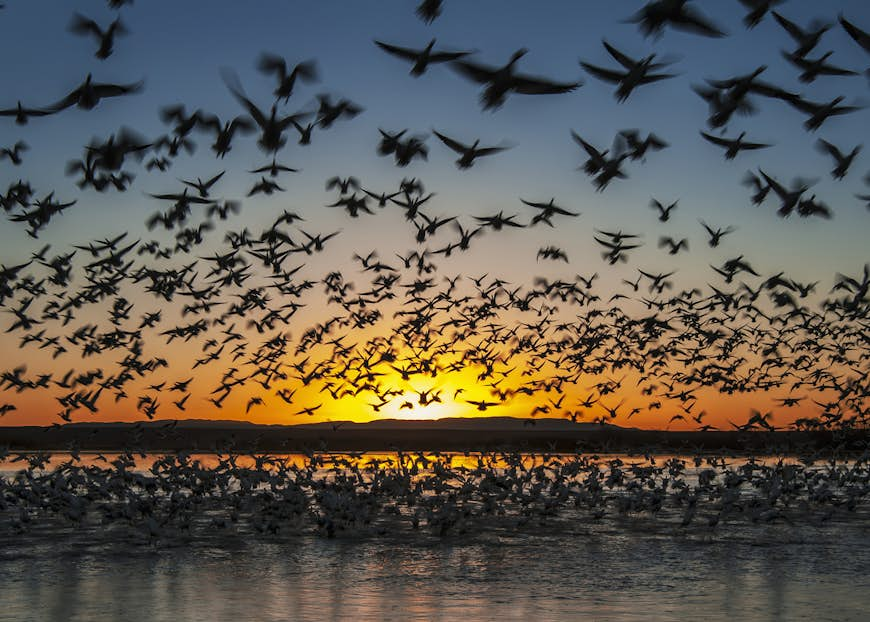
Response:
[[2, 526, 869, 621]]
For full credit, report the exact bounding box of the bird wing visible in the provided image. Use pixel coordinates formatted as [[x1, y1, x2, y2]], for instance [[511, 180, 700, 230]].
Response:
[[472, 146, 508, 157], [221, 69, 267, 127], [758, 170, 788, 198], [672, 7, 727, 38], [512, 73, 580, 94], [638, 72, 676, 85], [374, 40, 420, 61], [839, 15, 870, 52], [432, 130, 467, 153], [570, 131, 604, 160], [815, 138, 842, 160], [93, 80, 144, 98], [428, 50, 473, 62], [450, 59, 497, 83], [772, 11, 806, 41], [602, 40, 637, 69], [69, 13, 101, 37], [580, 62, 624, 84], [257, 52, 287, 77], [700, 131, 729, 147]]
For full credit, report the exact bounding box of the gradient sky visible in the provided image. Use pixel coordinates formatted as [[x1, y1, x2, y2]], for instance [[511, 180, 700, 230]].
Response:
[[0, 1, 868, 430]]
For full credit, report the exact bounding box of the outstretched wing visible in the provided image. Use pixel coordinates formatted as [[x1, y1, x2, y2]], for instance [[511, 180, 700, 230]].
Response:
[[432, 130, 468, 154], [374, 40, 420, 62]]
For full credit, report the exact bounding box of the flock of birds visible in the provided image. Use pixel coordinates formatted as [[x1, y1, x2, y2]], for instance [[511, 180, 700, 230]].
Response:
[[1, 447, 869, 540], [0, 1, 866, 433], [0, 0, 865, 542]]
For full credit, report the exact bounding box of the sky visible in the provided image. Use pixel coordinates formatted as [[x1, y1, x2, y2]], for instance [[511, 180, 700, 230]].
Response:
[[0, 0, 868, 430]]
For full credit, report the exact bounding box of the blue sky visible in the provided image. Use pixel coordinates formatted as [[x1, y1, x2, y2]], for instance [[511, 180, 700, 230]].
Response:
[[1, 1, 867, 288]]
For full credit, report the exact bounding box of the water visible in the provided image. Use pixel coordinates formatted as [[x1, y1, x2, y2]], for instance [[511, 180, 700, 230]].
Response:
[[2, 525, 869, 621], [2, 452, 869, 620]]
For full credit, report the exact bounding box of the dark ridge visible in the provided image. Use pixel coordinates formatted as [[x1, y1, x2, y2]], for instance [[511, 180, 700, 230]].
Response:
[[0, 419, 865, 454]]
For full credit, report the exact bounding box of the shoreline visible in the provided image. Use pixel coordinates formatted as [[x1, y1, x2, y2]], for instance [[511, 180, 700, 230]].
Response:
[[0, 420, 864, 454]]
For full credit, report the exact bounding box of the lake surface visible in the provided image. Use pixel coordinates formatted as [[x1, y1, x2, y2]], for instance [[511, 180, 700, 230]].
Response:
[[2, 452, 869, 621], [2, 523, 869, 621]]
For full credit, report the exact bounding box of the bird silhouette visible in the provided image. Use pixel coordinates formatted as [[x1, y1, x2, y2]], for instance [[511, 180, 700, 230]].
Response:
[[432, 130, 510, 169], [452, 48, 581, 110], [68, 12, 127, 59], [45, 74, 143, 112], [375, 39, 473, 76], [580, 40, 677, 102], [257, 54, 318, 103]]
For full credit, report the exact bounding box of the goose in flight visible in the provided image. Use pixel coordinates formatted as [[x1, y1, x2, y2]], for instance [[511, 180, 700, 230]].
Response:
[[781, 50, 858, 83], [451, 48, 581, 110], [786, 95, 863, 132], [256, 54, 318, 103], [700, 131, 771, 160], [68, 12, 127, 60], [815, 139, 861, 179], [432, 130, 510, 168], [772, 11, 830, 58], [375, 39, 473, 76], [45, 73, 143, 113], [625, 0, 726, 38], [580, 40, 676, 102]]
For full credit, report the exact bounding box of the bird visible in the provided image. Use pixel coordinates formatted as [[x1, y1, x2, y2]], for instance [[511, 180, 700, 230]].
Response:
[[431, 130, 510, 169], [44, 74, 143, 113], [699, 221, 736, 247], [700, 131, 771, 160], [180, 171, 225, 198], [650, 198, 678, 222], [619, 129, 668, 161], [0, 101, 53, 125], [785, 95, 862, 132], [625, 0, 727, 38], [197, 114, 256, 158], [782, 50, 858, 83], [374, 39, 473, 77], [415, 0, 442, 24], [757, 169, 816, 217], [68, 12, 128, 59], [537, 246, 568, 262], [738, 0, 785, 29], [521, 198, 581, 227], [316, 94, 363, 129], [571, 131, 629, 190], [815, 139, 861, 179], [772, 11, 831, 58], [0, 141, 28, 166], [451, 48, 581, 110], [658, 236, 689, 254], [256, 54, 318, 102], [222, 69, 311, 153], [580, 40, 676, 102], [249, 158, 299, 178]]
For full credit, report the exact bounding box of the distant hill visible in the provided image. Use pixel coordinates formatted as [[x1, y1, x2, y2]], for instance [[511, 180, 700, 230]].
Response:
[[0, 416, 858, 454], [54, 416, 623, 432]]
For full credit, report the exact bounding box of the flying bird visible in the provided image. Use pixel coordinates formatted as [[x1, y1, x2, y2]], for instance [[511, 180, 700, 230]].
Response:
[[700, 131, 771, 159], [68, 12, 128, 59], [625, 0, 727, 38], [256, 54, 318, 102], [431, 130, 511, 168], [451, 48, 581, 110], [45, 74, 143, 113], [374, 39, 473, 76], [580, 40, 677, 102]]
